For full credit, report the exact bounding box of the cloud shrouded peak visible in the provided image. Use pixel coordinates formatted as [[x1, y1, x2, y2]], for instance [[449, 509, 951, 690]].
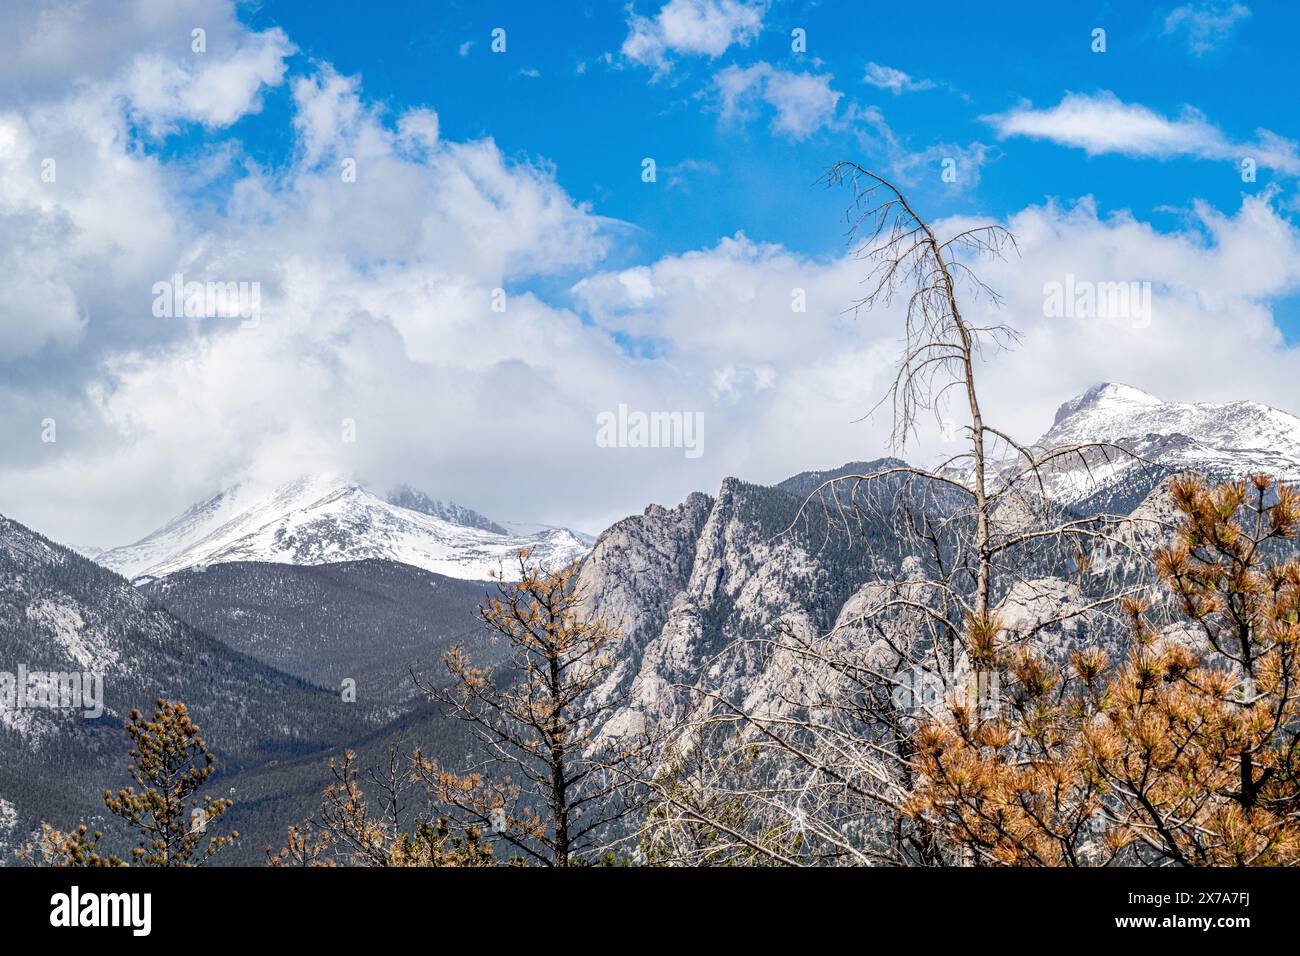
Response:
[[4, 0, 1300, 567], [0, 17, 614, 546]]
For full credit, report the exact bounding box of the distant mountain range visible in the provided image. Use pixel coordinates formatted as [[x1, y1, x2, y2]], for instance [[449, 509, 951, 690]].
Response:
[[94, 382, 1300, 588], [4, 382, 1300, 862], [95, 475, 592, 583]]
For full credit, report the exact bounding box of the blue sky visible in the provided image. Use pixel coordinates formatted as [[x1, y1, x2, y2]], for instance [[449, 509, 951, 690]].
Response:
[[210, 1, 1296, 275], [4, 0, 1300, 545]]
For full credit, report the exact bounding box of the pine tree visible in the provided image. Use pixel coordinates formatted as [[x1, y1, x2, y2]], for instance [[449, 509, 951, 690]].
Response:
[[103, 699, 237, 866], [18, 824, 126, 867], [267, 749, 495, 867], [909, 475, 1300, 866], [414, 552, 645, 866], [1095, 475, 1300, 864]]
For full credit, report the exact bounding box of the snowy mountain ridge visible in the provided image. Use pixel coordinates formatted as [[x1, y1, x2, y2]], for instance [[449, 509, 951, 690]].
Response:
[[95, 385, 1300, 584], [997, 382, 1300, 506], [96, 474, 589, 582], [1045, 382, 1300, 460], [384, 485, 510, 535]]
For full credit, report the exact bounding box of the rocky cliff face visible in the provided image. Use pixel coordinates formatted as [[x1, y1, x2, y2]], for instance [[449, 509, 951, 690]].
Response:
[[579, 464, 916, 739], [576, 491, 713, 734], [577, 384, 1300, 745]]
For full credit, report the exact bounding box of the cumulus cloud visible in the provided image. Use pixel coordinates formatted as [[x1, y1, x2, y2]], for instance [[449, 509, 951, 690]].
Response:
[[0, 0, 293, 124], [5, 0, 1300, 564], [1164, 2, 1251, 55], [0, 97, 186, 364], [951, 193, 1300, 447], [622, 0, 766, 73], [0, 0, 294, 365], [571, 193, 1300, 500], [0, 3, 613, 544], [986, 91, 1300, 174], [714, 63, 843, 139], [123, 27, 294, 132]]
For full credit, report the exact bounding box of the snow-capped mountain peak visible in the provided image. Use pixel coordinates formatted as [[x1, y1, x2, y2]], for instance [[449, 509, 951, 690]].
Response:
[[1014, 382, 1300, 510], [385, 485, 509, 535], [97, 475, 589, 582], [1051, 382, 1162, 427], [1043, 383, 1300, 459]]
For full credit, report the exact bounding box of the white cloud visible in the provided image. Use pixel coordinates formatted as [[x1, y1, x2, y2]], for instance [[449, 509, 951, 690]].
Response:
[[715, 63, 842, 139], [0, 4, 293, 366], [962, 193, 1300, 446], [0, 1, 218, 92], [0, 0, 294, 127], [6, 0, 1300, 565], [571, 193, 1300, 501], [290, 67, 368, 166], [622, 0, 766, 74], [862, 62, 935, 95], [0, 212, 85, 356], [0, 10, 613, 543], [661, 158, 720, 189], [0, 103, 185, 362], [986, 91, 1300, 174], [124, 27, 294, 132], [1164, 2, 1251, 55]]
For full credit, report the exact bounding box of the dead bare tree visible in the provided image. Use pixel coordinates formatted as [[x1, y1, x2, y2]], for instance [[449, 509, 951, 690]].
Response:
[[639, 166, 1166, 865]]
